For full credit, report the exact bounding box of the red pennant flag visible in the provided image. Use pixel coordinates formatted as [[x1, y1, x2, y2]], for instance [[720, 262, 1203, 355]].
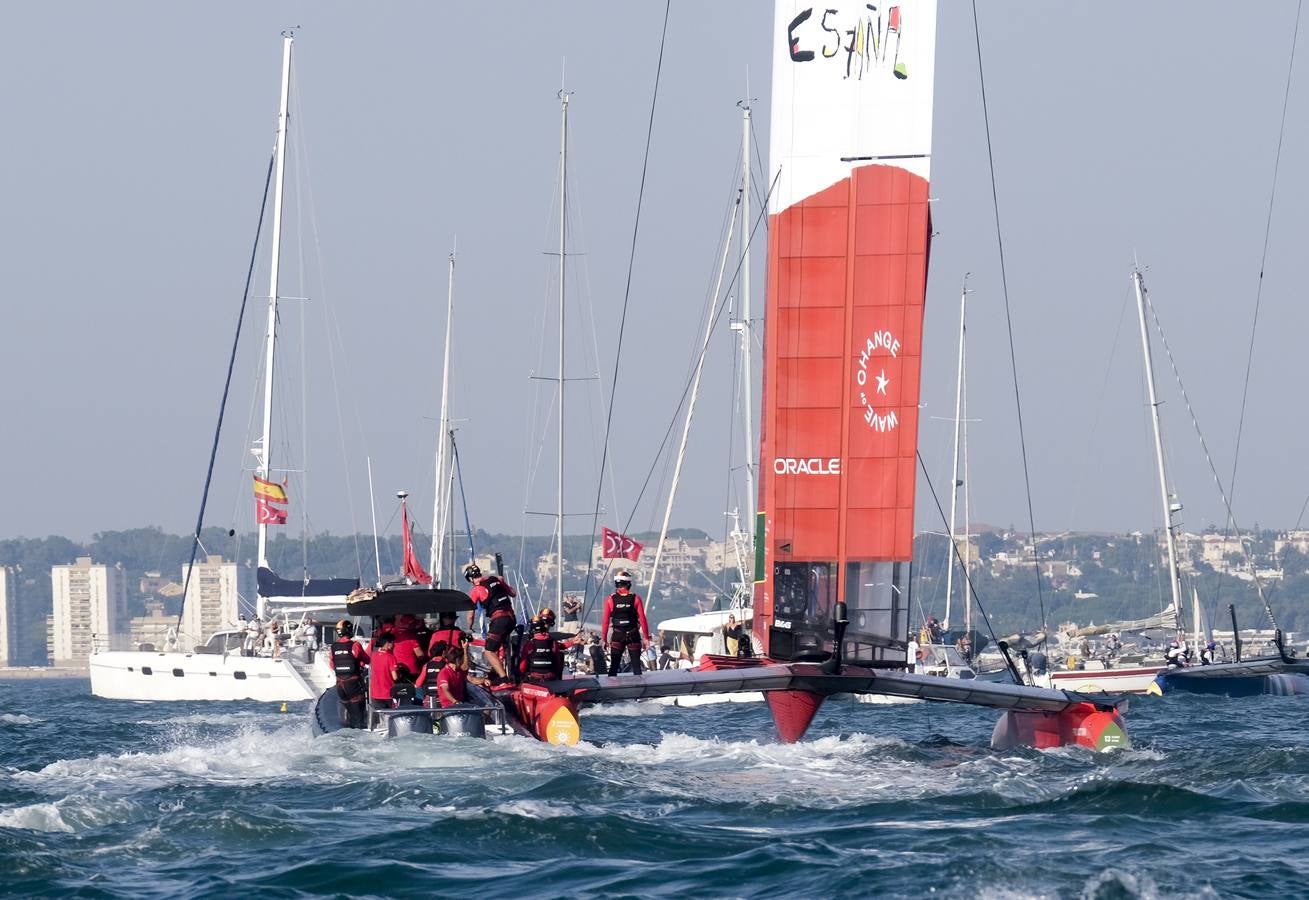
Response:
[[401, 500, 432, 585], [601, 527, 644, 562]]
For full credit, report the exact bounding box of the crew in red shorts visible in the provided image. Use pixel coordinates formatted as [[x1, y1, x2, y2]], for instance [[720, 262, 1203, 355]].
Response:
[[464, 562, 516, 680]]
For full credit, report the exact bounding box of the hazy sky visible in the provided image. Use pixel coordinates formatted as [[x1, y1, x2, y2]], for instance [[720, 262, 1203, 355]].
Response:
[[3, 2, 1308, 549]]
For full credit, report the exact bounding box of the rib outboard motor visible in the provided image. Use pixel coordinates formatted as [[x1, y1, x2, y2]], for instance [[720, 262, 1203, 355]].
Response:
[[435, 704, 487, 738]]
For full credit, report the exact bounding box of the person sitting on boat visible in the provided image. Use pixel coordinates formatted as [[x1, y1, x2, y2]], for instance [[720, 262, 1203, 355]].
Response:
[[926, 616, 943, 644], [955, 633, 973, 662], [427, 610, 468, 658], [1165, 637, 1188, 668], [586, 632, 606, 675], [418, 640, 450, 707], [1201, 640, 1218, 666], [601, 570, 651, 677], [464, 562, 516, 681], [327, 620, 369, 729], [369, 631, 401, 715], [391, 614, 426, 685], [1105, 633, 1122, 659], [520, 614, 566, 683], [437, 642, 487, 707]]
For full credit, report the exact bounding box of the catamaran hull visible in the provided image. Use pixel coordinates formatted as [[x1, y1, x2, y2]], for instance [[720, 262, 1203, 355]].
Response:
[[1152, 658, 1309, 696], [90, 649, 324, 702]]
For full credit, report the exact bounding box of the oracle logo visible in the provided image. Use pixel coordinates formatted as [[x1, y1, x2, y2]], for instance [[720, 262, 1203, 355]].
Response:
[[774, 457, 842, 476]]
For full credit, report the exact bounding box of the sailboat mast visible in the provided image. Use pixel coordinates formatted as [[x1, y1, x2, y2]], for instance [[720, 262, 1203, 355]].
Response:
[[1132, 268, 1184, 630], [556, 89, 570, 610], [430, 250, 456, 585], [943, 280, 967, 631], [255, 33, 293, 619], [739, 93, 756, 526]]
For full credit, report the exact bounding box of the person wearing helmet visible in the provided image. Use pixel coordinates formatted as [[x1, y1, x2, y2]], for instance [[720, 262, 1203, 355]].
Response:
[[464, 562, 517, 680], [519, 613, 566, 682], [1201, 640, 1219, 666], [600, 571, 651, 676], [326, 619, 369, 729], [427, 609, 469, 659]]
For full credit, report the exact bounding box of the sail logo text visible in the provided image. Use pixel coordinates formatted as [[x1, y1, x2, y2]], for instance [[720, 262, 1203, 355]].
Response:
[[855, 329, 901, 432], [774, 457, 842, 476], [785, 4, 910, 81]]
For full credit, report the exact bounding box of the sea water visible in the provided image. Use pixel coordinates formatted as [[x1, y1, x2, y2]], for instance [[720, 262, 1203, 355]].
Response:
[[1, 678, 1307, 898]]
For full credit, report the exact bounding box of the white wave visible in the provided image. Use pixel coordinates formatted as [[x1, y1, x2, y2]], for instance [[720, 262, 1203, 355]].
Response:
[[582, 700, 663, 718], [0, 713, 36, 725], [492, 799, 577, 819], [0, 802, 73, 833]]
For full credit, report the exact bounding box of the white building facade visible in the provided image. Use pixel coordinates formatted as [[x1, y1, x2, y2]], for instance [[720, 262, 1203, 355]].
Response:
[[181, 555, 239, 648], [52, 557, 128, 664]]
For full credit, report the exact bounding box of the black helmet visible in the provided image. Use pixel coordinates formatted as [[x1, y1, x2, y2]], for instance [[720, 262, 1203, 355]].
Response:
[[531, 615, 549, 634], [336, 619, 353, 638], [463, 562, 482, 582], [614, 570, 633, 588]]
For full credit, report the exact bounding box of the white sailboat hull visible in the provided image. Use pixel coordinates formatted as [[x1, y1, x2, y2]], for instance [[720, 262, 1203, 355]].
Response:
[[89, 647, 329, 702], [1041, 665, 1163, 695]]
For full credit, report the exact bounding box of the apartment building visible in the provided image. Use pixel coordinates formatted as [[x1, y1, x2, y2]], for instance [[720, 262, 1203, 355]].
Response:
[[51, 557, 128, 665]]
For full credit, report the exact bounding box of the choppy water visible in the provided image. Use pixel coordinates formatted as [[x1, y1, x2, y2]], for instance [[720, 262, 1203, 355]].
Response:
[[2, 679, 1307, 898]]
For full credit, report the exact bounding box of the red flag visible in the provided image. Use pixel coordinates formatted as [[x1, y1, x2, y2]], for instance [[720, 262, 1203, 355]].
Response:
[[255, 497, 287, 525], [601, 527, 644, 562], [401, 500, 432, 585]]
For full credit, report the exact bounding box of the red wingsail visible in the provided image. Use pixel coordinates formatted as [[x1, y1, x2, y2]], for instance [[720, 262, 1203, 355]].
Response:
[[401, 499, 432, 585]]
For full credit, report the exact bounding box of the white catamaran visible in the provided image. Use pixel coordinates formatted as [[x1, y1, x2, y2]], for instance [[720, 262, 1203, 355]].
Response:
[[89, 34, 355, 703]]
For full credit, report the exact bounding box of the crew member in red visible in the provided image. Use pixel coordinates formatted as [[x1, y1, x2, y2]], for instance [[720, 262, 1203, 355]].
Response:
[[368, 631, 401, 721], [417, 640, 449, 708], [392, 614, 426, 684], [600, 570, 651, 676], [326, 619, 369, 729], [519, 611, 566, 683], [427, 610, 468, 658], [464, 562, 516, 680], [437, 642, 487, 707]]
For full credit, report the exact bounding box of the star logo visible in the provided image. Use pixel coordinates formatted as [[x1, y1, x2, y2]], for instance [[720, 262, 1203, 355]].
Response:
[[875, 370, 889, 396]]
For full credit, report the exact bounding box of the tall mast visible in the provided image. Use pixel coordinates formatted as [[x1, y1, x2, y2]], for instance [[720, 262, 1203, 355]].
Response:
[[943, 279, 968, 632], [738, 90, 756, 526], [255, 32, 293, 619], [648, 201, 741, 610], [556, 89, 570, 610], [430, 249, 456, 585], [1132, 267, 1184, 631]]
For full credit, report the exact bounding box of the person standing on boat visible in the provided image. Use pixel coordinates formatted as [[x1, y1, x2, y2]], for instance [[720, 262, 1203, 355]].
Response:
[[243, 615, 262, 657], [561, 594, 583, 635], [327, 620, 369, 729], [369, 631, 401, 716], [600, 571, 651, 676], [463, 563, 516, 681], [906, 636, 922, 674], [391, 614, 426, 684]]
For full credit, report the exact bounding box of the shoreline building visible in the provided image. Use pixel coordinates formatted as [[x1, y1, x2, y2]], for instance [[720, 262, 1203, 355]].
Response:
[[180, 555, 239, 649], [51, 557, 128, 665], [0, 566, 52, 666]]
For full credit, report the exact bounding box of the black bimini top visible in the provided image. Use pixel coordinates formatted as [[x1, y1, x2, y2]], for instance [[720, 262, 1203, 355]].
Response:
[[345, 586, 476, 617]]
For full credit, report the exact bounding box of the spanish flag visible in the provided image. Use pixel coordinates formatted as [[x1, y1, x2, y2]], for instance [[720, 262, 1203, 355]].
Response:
[[254, 476, 288, 525]]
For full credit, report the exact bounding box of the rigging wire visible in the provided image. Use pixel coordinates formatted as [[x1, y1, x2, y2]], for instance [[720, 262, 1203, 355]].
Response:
[[1229, 0, 1302, 509], [581, 0, 673, 611], [971, 0, 1048, 641], [175, 152, 276, 629], [580, 171, 779, 622], [1145, 290, 1281, 631]]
